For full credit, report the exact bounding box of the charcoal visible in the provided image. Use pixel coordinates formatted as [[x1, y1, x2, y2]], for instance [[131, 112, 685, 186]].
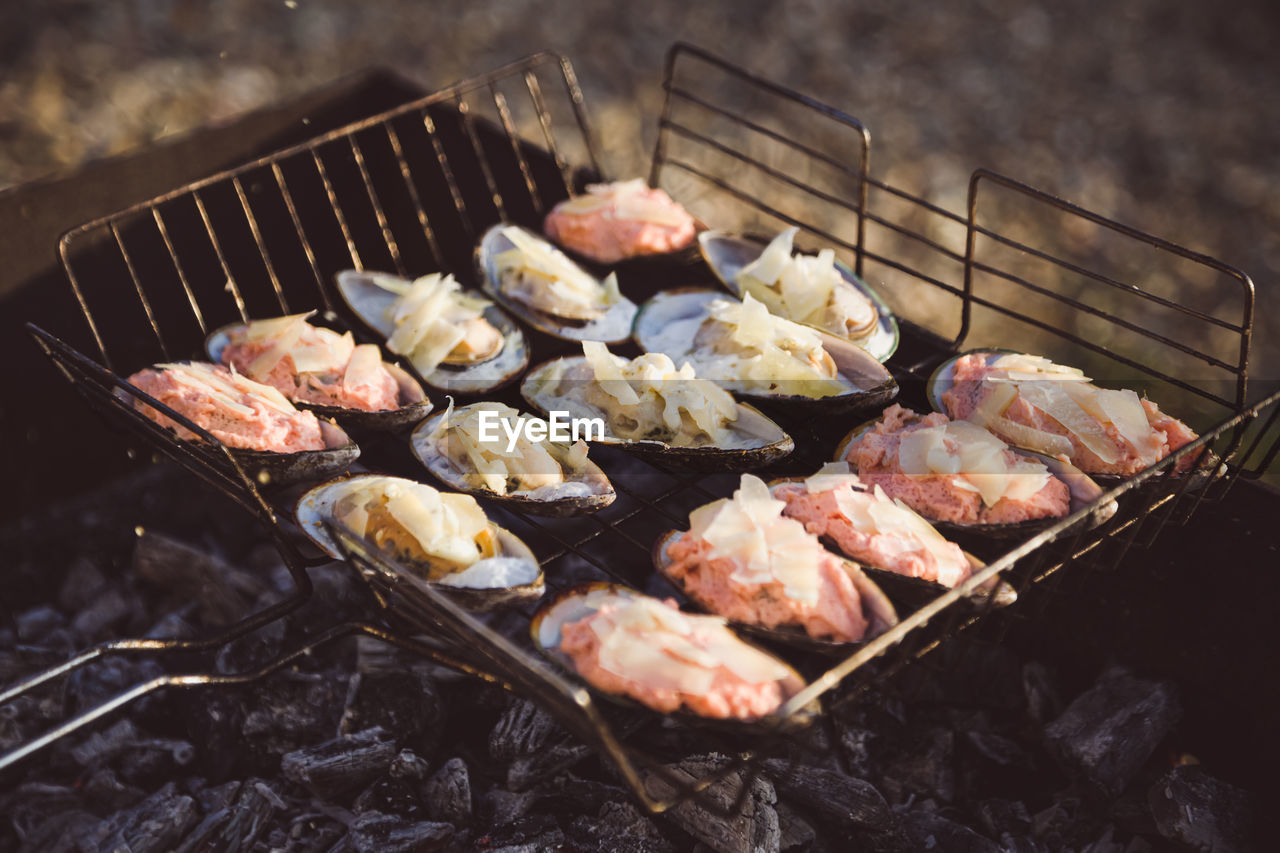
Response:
[[1022, 662, 1063, 725], [71, 586, 137, 640], [535, 775, 631, 816], [774, 801, 817, 851], [896, 640, 1024, 710], [143, 607, 198, 640], [480, 787, 540, 827], [340, 670, 442, 758], [881, 728, 955, 803], [389, 748, 432, 782], [195, 779, 245, 814], [1147, 765, 1254, 852], [70, 718, 141, 766], [15, 605, 65, 643], [422, 756, 471, 826], [566, 800, 676, 853], [16, 809, 99, 853], [964, 730, 1036, 770], [760, 758, 894, 832], [235, 669, 351, 767], [173, 777, 279, 853], [82, 767, 146, 810], [0, 645, 66, 682], [488, 696, 592, 790], [281, 726, 398, 800], [117, 737, 197, 786], [56, 556, 108, 612], [214, 617, 286, 674], [836, 723, 877, 779], [132, 529, 268, 626], [1044, 668, 1181, 796], [353, 775, 424, 817], [348, 810, 454, 853], [975, 797, 1031, 838], [475, 814, 563, 852], [899, 808, 1001, 853], [77, 781, 199, 853], [643, 754, 780, 853], [5, 781, 83, 840], [1001, 838, 1052, 853], [66, 655, 165, 715]]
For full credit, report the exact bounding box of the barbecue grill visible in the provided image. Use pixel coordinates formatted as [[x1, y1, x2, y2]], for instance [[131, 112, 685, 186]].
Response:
[[4, 43, 1279, 816]]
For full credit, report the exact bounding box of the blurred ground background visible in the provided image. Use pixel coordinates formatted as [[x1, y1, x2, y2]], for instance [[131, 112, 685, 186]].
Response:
[[1, 0, 1277, 421]]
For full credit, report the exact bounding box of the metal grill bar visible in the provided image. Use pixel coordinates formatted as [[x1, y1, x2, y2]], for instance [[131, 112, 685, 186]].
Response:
[[348, 131, 406, 276]]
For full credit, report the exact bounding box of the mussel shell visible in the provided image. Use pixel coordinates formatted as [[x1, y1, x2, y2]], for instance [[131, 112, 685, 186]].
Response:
[[834, 419, 1117, 538], [475, 224, 638, 344], [697, 231, 899, 363], [409, 407, 616, 517], [632, 288, 898, 415], [519, 356, 794, 472], [335, 269, 529, 394], [529, 581, 817, 728], [926, 348, 1223, 491], [764, 476, 1015, 610], [117, 380, 359, 487], [651, 529, 899, 655], [295, 474, 545, 611], [206, 320, 432, 431]]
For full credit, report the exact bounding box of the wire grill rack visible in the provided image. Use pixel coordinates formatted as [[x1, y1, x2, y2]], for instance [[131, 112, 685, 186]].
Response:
[[7, 43, 1279, 812]]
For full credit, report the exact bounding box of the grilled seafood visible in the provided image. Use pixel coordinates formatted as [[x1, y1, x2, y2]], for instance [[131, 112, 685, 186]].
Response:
[[542, 178, 697, 264]]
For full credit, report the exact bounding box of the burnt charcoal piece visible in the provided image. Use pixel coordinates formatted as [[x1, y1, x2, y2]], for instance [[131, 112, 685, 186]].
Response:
[[233, 669, 351, 768], [353, 775, 425, 818], [71, 586, 138, 640], [759, 758, 894, 833], [975, 798, 1032, 839], [173, 778, 279, 853], [566, 800, 676, 853], [57, 555, 109, 612], [643, 754, 780, 853], [836, 723, 878, 780], [899, 808, 1001, 853], [423, 756, 472, 826], [1044, 668, 1181, 797], [15, 810, 99, 853], [348, 811, 454, 853], [488, 697, 592, 791], [773, 801, 817, 852], [132, 530, 269, 626], [389, 748, 432, 782], [76, 781, 199, 853], [15, 605, 67, 643], [214, 617, 286, 675], [480, 787, 541, 828], [1022, 662, 1063, 725], [340, 670, 443, 758], [66, 656, 165, 714], [535, 776, 631, 817], [475, 814, 564, 851], [82, 767, 147, 811], [964, 730, 1036, 771], [881, 728, 956, 803], [281, 726, 398, 800], [1147, 765, 1254, 852]]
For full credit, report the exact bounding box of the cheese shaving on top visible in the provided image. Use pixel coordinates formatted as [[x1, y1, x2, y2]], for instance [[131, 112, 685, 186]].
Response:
[[377, 272, 495, 376], [735, 227, 876, 338], [579, 342, 739, 444], [495, 226, 619, 319], [554, 179, 692, 227], [685, 474, 834, 605], [689, 293, 850, 398], [896, 420, 1051, 508], [577, 591, 791, 693], [332, 478, 493, 570], [425, 400, 590, 496], [235, 312, 357, 382]]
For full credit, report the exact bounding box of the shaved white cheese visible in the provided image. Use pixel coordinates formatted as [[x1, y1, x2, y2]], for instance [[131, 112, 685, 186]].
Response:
[[243, 311, 316, 342], [892, 417, 1052, 508], [1095, 387, 1162, 465], [583, 341, 641, 406], [738, 227, 796, 286], [804, 460, 863, 494], [246, 313, 307, 379], [1018, 382, 1120, 464], [343, 344, 385, 395]]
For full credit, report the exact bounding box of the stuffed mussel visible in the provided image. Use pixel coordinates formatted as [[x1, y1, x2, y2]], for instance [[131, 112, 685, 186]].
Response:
[[206, 311, 430, 431], [335, 269, 528, 394], [652, 474, 898, 653], [411, 400, 615, 516], [296, 474, 543, 610], [836, 404, 1113, 538], [632, 287, 897, 413], [520, 341, 793, 470], [928, 350, 1206, 484], [531, 583, 810, 723], [543, 178, 699, 265], [699, 228, 898, 362], [476, 223, 637, 344], [125, 361, 357, 485]]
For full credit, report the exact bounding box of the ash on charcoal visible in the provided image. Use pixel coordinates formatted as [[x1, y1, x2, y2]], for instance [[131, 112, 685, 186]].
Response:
[[281, 726, 398, 800], [1147, 764, 1254, 852], [353, 775, 425, 818], [173, 777, 279, 853], [422, 756, 472, 826], [566, 800, 676, 853], [488, 696, 593, 791], [643, 754, 780, 853], [1044, 667, 1181, 797], [340, 669, 443, 758], [76, 780, 199, 853], [348, 810, 454, 853], [480, 787, 541, 828], [389, 748, 432, 782], [760, 757, 894, 835], [222, 668, 350, 771], [475, 813, 564, 852]]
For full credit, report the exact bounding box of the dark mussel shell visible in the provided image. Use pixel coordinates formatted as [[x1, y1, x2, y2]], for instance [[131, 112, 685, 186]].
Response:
[[926, 348, 1222, 491], [335, 269, 529, 394], [697, 230, 899, 363], [295, 474, 545, 612], [206, 320, 431, 432], [117, 370, 359, 487], [651, 529, 899, 656], [410, 404, 616, 517], [632, 288, 897, 416], [475, 223, 637, 344], [529, 581, 817, 728], [519, 355, 794, 472], [834, 419, 1117, 539]]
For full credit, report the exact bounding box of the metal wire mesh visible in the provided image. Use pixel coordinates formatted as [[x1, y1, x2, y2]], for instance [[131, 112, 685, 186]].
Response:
[[7, 43, 1278, 812]]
